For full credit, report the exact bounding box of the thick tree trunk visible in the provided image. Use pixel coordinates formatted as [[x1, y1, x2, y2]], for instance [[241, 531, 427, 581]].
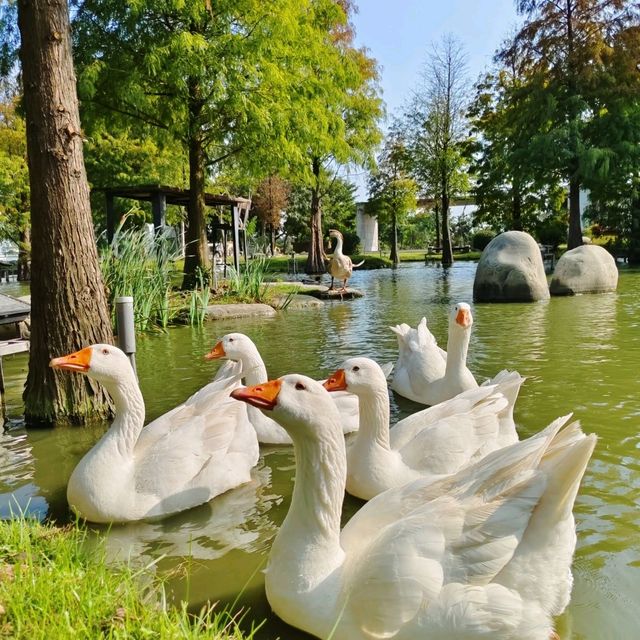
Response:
[[182, 78, 210, 289], [567, 173, 583, 249], [434, 203, 441, 247], [17, 225, 31, 281], [18, 0, 114, 425], [305, 157, 326, 275], [441, 178, 453, 267], [390, 209, 399, 265]]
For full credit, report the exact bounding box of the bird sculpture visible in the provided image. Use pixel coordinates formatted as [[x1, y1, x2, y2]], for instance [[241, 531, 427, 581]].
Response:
[[327, 229, 364, 292]]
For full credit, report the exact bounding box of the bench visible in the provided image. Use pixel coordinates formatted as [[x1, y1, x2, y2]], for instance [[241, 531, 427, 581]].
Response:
[[426, 245, 471, 256]]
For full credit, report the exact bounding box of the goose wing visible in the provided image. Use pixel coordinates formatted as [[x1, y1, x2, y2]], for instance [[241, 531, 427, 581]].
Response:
[[339, 416, 582, 638]]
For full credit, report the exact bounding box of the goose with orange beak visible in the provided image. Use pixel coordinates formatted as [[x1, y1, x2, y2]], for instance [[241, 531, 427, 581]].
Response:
[[205, 332, 360, 444], [230, 372, 595, 640], [323, 356, 523, 500], [50, 344, 258, 523], [390, 302, 480, 406]]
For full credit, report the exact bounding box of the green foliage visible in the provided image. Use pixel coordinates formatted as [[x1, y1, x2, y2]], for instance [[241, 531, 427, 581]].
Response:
[[226, 256, 270, 303], [471, 229, 496, 251], [367, 133, 418, 262], [0, 96, 29, 245], [99, 223, 181, 332], [535, 214, 568, 249], [0, 516, 260, 639], [188, 267, 211, 327]]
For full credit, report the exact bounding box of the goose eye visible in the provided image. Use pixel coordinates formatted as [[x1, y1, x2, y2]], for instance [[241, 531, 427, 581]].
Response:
[[102, 348, 109, 355], [295, 382, 306, 391], [352, 366, 360, 372], [228, 338, 234, 342]]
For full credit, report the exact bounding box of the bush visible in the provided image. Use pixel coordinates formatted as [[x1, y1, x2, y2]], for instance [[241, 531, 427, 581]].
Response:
[[471, 229, 495, 251], [341, 230, 361, 254], [536, 216, 567, 248]]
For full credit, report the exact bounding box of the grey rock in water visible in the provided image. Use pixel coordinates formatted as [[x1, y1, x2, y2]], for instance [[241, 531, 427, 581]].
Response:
[[205, 303, 277, 320], [550, 244, 618, 295], [473, 230, 550, 303]]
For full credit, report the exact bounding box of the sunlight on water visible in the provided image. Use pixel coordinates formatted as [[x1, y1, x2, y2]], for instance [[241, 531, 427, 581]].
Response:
[[1, 263, 639, 639]]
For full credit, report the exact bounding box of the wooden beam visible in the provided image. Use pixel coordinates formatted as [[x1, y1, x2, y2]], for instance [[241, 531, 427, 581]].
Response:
[[106, 192, 115, 243], [152, 191, 167, 233]]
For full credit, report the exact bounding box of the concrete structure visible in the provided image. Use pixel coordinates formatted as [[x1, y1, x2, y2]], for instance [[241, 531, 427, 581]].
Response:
[[356, 203, 378, 252]]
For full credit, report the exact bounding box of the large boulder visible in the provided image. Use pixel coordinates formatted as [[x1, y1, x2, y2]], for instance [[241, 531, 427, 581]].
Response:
[[550, 244, 618, 295], [473, 231, 550, 302]]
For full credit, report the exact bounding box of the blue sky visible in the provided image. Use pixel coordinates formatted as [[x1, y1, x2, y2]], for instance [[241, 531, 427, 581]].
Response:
[[352, 0, 522, 117], [348, 1, 523, 199]]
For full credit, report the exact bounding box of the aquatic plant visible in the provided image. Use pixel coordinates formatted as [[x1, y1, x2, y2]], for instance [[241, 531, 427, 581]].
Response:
[[100, 223, 181, 331]]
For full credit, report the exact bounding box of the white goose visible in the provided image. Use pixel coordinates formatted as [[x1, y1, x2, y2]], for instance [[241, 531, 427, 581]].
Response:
[[50, 344, 258, 523], [324, 356, 522, 500], [232, 375, 595, 640], [390, 302, 478, 405], [205, 332, 359, 444], [327, 229, 364, 291]]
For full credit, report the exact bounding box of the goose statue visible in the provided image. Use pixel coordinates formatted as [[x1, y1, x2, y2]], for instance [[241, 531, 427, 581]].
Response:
[[231, 374, 595, 640], [324, 356, 523, 500], [327, 229, 364, 291], [390, 302, 478, 405], [50, 344, 258, 523], [205, 332, 359, 444]]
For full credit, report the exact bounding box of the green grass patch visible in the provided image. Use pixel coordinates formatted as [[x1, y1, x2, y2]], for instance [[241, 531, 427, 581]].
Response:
[[0, 517, 261, 639]]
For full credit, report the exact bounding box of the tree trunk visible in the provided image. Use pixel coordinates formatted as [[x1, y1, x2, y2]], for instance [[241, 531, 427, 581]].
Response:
[[390, 209, 399, 265], [434, 203, 441, 248], [305, 156, 326, 275], [441, 177, 453, 267], [17, 225, 31, 281], [182, 77, 210, 289], [567, 173, 583, 249], [270, 225, 275, 256], [18, 0, 114, 425]]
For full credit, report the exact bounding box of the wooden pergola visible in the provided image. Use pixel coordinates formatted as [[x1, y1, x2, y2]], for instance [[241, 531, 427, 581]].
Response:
[[101, 184, 251, 273]]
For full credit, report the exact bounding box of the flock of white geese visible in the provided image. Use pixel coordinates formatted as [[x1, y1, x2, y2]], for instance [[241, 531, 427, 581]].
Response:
[[49, 302, 595, 640]]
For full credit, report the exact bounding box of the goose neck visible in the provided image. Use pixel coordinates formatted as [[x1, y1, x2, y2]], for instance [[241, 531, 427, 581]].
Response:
[[102, 377, 145, 457], [445, 326, 470, 377], [270, 419, 345, 584], [354, 386, 391, 450], [239, 349, 268, 386], [333, 235, 344, 255]]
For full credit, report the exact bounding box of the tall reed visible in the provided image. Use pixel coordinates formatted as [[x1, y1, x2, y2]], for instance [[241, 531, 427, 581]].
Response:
[[227, 256, 269, 302], [100, 225, 180, 332]]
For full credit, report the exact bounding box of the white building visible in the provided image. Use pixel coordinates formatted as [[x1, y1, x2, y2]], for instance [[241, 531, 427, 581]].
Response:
[[355, 202, 378, 252]]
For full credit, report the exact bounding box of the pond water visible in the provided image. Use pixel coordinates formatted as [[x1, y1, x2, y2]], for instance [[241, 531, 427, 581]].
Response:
[[1, 262, 639, 639]]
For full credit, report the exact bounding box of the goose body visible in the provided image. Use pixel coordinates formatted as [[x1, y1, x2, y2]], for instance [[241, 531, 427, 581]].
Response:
[[206, 332, 359, 444], [327, 229, 363, 291], [325, 357, 523, 499], [232, 375, 595, 640], [390, 303, 478, 405], [51, 345, 258, 523]]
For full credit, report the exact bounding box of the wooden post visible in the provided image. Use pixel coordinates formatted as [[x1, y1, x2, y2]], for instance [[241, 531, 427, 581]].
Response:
[[231, 205, 241, 274], [152, 191, 167, 234], [106, 191, 115, 243]]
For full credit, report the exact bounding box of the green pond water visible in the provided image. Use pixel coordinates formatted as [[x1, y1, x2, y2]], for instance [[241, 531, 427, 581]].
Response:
[[1, 262, 639, 639]]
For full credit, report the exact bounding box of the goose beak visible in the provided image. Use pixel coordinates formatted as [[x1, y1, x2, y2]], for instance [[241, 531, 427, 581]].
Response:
[[204, 341, 225, 360], [231, 379, 282, 411], [455, 308, 472, 328], [323, 369, 347, 392], [50, 347, 92, 372]]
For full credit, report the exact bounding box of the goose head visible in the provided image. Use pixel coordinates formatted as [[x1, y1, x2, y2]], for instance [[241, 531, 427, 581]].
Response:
[[50, 344, 134, 385], [328, 229, 343, 240], [450, 302, 473, 333], [204, 332, 257, 363], [323, 357, 387, 398], [231, 374, 340, 439]]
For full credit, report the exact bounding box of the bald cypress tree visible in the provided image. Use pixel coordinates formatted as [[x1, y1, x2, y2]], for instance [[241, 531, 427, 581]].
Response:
[[18, 0, 113, 424]]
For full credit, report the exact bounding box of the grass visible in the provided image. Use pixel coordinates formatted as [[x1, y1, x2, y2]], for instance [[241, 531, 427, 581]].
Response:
[[0, 517, 261, 639]]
